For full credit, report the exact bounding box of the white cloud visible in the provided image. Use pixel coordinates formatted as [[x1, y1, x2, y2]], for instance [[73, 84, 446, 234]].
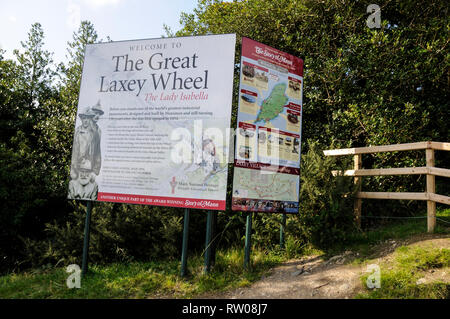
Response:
[[8, 16, 17, 23], [82, 0, 122, 7], [65, 0, 123, 32]]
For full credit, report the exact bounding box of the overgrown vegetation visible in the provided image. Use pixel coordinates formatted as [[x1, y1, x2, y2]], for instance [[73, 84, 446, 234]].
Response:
[[294, 140, 357, 249]]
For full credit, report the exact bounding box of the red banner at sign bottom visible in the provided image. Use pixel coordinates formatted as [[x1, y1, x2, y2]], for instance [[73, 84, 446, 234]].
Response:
[[98, 192, 226, 210]]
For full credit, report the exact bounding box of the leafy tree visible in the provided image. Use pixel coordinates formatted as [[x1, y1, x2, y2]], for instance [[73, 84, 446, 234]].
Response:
[[60, 20, 98, 109], [36, 21, 100, 197], [176, 0, 449, 216], [0, 50, 25, 145], [2, 1, 449, 272], [0, 23, 60, 272], [13, 23, 57, 139], [176, 0, 449, 147]]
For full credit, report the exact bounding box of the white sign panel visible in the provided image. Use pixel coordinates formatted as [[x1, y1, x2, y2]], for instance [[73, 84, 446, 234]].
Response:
[[68, 34, 236, 210]]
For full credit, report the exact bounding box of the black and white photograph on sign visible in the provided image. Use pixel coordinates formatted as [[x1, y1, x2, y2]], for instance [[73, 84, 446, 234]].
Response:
[[68, 102, 103, 200]]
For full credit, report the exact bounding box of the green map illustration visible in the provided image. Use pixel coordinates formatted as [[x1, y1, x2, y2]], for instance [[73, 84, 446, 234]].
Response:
[[256, 83, 288, 123]]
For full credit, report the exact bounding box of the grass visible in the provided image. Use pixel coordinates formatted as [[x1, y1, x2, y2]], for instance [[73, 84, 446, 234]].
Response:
[[0, 246, 287, 299], [1, 209, 448, 299], [352, 208, 450, 299], [356, 245, 450, 299], [328, 208, 450, 260]]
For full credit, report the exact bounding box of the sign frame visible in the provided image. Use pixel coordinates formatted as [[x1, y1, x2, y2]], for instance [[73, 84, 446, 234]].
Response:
[[231, 37, 304, 214], [67, 34, 237, 211]]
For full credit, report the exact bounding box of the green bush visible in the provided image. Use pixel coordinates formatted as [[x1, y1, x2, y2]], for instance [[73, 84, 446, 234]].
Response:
[[22, 202, 184, 267], [234, 140, 358, 252], [291, 140, 358, 249]]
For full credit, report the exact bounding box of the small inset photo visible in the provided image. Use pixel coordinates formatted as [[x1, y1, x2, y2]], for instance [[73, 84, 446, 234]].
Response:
[[286, 111, 301, 132], [258, 131, 266, 144], [285, 136, 292, 146], [239, 127, 255, 138], [242, 64, 255, 78], [287, 113, 299, 124], [255, 71, 269, 90], [287, 78, 302, 99], [238, 145, 252, 159], [241, 63, 258, 88], [240, 93, 256, 104], [239, 89, 258, 115]]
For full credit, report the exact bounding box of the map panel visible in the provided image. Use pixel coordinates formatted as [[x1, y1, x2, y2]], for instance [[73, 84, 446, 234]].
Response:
[[232, 167, 298, 202], [232, 37, 304, 213]]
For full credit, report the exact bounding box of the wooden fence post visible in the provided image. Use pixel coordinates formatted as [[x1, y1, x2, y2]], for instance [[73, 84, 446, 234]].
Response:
[[354, 154, 362, 228], [426, 148, 436, 233]]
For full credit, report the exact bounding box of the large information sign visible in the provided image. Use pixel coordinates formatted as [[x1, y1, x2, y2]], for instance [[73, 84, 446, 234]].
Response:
[[68, 34, 236, 210], [231, 37, 303, 213]]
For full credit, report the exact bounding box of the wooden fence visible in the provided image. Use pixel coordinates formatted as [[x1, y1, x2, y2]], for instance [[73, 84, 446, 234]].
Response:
[[323, 141, 450, 232]]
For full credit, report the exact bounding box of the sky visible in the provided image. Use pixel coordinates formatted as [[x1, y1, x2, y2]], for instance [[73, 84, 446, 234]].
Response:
[[0, 0, 199, 64]]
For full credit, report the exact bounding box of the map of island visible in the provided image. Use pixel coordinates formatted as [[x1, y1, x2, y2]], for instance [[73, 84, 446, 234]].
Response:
[[255, 83, 289, 123]]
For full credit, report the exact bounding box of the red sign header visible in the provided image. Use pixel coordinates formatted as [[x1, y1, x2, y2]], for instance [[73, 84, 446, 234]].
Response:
[[241, 37, 303, 76]]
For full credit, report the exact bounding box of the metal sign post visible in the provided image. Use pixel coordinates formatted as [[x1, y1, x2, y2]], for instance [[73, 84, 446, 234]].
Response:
[[180, 208, 190, 277], [81, 201, 93, 276], [244, 212, 253, 269], [203, 211, 214, 273], [280, 213, 287, 249], [210, 211, 217, 267]]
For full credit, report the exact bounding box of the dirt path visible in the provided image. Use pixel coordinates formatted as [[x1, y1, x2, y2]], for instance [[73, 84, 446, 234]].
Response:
[[211, 254, 364, 299], [204, 234, 450, 299]]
